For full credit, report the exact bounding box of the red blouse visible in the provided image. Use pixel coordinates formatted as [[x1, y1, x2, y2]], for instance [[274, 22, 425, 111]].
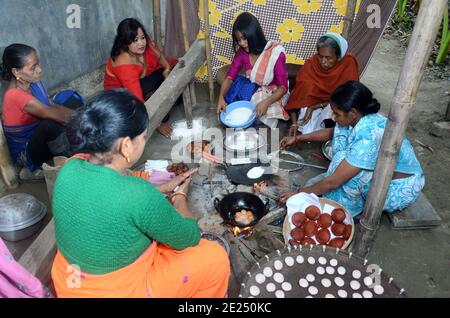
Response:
[[104, 39, 162, 102], [2, 88, 38, 126]]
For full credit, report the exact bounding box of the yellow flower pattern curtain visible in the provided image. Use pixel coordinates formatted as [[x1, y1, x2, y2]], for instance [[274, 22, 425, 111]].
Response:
[[196, 0, 361, 81]]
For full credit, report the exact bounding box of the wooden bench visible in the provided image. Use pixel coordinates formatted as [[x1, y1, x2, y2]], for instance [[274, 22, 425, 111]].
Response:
[[387, 193, 442, 230]]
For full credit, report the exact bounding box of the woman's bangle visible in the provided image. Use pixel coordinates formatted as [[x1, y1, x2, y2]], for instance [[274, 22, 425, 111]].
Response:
[[290, 124, 298, 127], [169, 191, 187, 202]]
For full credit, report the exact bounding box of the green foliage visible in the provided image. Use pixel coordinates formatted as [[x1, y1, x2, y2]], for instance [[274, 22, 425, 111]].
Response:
[[394, 0, 449, 65]]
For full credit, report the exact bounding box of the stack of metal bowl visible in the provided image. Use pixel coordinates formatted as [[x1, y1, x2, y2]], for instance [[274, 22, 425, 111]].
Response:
[[0, 193, 47, 242]]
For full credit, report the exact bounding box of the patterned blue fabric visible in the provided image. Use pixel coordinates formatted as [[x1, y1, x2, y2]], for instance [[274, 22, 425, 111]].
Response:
[[224, 75, 259, 104], [321, 113, 425, 216]]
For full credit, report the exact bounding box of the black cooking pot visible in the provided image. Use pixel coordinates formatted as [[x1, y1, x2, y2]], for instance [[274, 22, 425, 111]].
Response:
[[214, 192, 270, 228]]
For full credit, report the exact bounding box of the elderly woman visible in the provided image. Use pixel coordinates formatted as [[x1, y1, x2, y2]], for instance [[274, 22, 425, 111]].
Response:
[[285, 33, 360, 136], [104, 18, 177, 138], [51, 90, 230, 298], [279, 81, 425, 217], [1, 44, 80, 180]]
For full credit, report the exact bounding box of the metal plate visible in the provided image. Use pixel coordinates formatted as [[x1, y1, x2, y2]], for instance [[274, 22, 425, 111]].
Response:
[[239, 246, 407, 298], [270, 151, 305, 172], [223, 130, 266, 153], [322, 140, 333, 161]]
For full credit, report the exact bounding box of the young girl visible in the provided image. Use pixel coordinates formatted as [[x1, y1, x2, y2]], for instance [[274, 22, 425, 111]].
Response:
[[104, 18, 177, 138], [216, 12, 289, 128]]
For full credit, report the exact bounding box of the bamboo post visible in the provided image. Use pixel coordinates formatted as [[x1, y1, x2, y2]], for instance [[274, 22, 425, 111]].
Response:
[[446, 101, 450, 121], [0, 125, 19, 189], [351, 0, 448, 258], [178, 0, 190, 53], [342, 0, 358, 40], [203, 0, 215, 102], [178, 0, 195, 128], [152, 0, 162, 48]]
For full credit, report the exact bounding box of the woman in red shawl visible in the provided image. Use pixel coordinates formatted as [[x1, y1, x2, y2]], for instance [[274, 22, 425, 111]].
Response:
[[104, 18, 177, 138], [285, 33, 359, 136]]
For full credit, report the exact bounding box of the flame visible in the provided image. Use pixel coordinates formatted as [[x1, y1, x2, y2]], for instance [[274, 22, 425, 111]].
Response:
[[232, 226, 254, 237]]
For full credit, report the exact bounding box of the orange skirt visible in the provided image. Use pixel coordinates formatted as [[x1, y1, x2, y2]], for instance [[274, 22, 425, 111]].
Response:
[[51, 239, 230, 298]]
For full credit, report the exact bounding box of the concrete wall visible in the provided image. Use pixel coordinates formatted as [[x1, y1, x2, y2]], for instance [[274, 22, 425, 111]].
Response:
[[0, 0, 156, 103]]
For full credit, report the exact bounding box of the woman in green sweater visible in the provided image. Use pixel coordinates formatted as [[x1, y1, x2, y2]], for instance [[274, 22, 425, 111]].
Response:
[[51, 90, 230, 298]]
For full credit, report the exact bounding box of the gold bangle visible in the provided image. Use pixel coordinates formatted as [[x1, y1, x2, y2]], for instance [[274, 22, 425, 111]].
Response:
[[290, 124, 298, 127], [170, 191, 188, 201]]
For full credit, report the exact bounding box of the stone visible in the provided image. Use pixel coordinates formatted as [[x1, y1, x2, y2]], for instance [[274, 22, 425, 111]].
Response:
[[430, 121, 450, 138]]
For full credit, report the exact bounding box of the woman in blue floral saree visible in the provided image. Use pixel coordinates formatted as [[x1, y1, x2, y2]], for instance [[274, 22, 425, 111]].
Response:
[[278, 80, 424, 217]]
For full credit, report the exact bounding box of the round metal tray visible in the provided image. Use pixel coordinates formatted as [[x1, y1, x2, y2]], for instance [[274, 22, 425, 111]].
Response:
[[270, 151, 305, 172], [239, 246, 407, 298], [223, 130, 266, 153]]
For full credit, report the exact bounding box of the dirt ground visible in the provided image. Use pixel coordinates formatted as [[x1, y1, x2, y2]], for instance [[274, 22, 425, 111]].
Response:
[[3, 35, 449, 298]]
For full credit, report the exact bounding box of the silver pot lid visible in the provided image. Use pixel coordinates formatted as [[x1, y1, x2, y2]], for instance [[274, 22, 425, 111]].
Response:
[[0, 194, 47, 232]]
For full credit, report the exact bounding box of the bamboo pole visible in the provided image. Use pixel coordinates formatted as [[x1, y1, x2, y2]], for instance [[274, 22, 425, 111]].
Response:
[[178, 0, 190, 53], [203, 0, 215, 102], [342, 0, 358, 40], [351, 0, 448, 258], [0, 125, 19, 189], [152, 0, 162, 48], [445, 101, 450, 121]]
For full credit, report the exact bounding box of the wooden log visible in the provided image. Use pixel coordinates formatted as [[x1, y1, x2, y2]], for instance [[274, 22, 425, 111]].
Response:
[[152, 0, 162, 48], [342, 0, 358, 40], [18, 219, 57, 287], [144, 39, 206, 140], [351, 0, 448, 258], [0, 124, 19, 189], [202, 0, 215, 102], [387, 193, 442, 230]]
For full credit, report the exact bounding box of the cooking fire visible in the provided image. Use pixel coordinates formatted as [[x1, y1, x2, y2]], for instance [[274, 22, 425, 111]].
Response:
[[231, 226, 254, 237]]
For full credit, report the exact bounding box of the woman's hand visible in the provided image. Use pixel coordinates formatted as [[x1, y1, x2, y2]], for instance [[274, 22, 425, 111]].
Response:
[[280, 136, 298, 150], [158, 168, 198, 193], [163, 68, 171, 78], [277, 190, 298, 204], [255, 100, 270, 119], [298, 108, 314, 126], [288, 124, 298, 137], [175, 175, 193, 197], [216, 96, 227, 118]]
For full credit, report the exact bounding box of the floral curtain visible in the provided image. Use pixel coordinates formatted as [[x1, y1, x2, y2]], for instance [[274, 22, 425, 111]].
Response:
[[196, 0, 361, 81]]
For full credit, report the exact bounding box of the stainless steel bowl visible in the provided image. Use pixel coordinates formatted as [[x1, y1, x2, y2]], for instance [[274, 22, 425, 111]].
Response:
[[223, 130, 266, 153], [322, 140, 333, 161], [0, 194, 47, 242]]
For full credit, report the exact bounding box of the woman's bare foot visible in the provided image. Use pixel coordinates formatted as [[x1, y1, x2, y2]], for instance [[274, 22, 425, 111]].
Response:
[[157, 122, 172, 138]]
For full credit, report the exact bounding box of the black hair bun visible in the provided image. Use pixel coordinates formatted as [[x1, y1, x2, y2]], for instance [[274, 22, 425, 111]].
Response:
[[367, 98, 381, 114]]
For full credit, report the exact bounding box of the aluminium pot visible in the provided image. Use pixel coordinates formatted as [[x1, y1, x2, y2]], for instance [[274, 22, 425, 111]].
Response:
[[0, 193, 47, 242]]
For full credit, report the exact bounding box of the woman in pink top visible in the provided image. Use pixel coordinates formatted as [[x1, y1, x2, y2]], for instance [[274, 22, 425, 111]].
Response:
[[216, 12, 289, 128]]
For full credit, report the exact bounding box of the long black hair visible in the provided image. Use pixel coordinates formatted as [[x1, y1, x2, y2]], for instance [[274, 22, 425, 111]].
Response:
[[232, 12, 267, 55], [331, 81, 381, 116], [0, 44, 36, 81], [110, 18, 150, 60], [67, 89, 149, 159]]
